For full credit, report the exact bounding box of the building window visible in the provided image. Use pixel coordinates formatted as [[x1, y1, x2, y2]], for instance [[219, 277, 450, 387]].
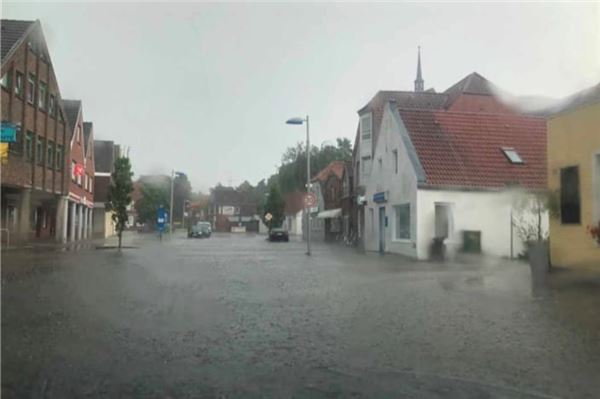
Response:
[[47, 141, 54, 168], [48, 94, 56, 116], [56, 145, 63, 170], [560, 166, 580, 224], [25, 131, 34, 160], [36, 136, 45, 165], [361, 156, 371, 180], [394, 203, 411, 240], [360, 114, 372, 140], [393, 150, 398, 174], [14, 71, 24, 97], [84, 174, 88, 190], [501, 147, 524, 164], [71, 161, 76, 180], [1, 70, 11, 89], [27, 74, 36, 104], [38, 81, 47, 110], [8, 126, 22, 155], [77, 126, 81, 143]]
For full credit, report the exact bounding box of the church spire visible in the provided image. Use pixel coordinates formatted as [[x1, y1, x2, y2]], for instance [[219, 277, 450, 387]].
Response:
[[414, 46, 424, 92]]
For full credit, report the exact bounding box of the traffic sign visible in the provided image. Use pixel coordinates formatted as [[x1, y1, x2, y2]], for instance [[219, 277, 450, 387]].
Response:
[[264, 213, 273, 221], [304, 193, 317, 208], [157, 207, 167, 231]]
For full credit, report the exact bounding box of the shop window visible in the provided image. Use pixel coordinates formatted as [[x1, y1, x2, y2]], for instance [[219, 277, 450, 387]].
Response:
[[394, 203, 411, 240]]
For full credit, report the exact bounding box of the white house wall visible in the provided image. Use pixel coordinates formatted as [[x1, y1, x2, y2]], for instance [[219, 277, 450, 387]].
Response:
[[364, 102, 419, 258], [416, 188, 549, 260]]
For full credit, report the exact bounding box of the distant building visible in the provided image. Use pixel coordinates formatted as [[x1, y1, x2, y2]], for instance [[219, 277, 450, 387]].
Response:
[[209, 185, 260, 232], [63, 100, 95, 242], [1, 19, 70, 243], [93, 140, 122, 238], [310, 161, 345, 242], [340, 161, 356, 242], [547, 83, 600, 269]]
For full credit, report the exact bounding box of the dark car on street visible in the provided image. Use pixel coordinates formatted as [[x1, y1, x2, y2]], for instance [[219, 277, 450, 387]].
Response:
[[188, 222, 212, 238], [268, 227, 289, 242]]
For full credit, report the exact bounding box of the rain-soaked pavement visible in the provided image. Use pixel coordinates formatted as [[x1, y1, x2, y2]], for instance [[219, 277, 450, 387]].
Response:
[[2, 232, 600, 398]]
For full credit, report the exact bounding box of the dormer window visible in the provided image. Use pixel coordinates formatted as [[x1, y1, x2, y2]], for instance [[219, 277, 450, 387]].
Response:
[[501, 147, 523, 164]]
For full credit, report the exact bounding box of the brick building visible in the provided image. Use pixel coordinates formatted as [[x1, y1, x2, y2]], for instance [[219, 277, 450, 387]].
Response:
[[62, 100, 94, 241], [311, 161, 345, 241], [1, 19, 70, 243], [209, 186, 260, 232]]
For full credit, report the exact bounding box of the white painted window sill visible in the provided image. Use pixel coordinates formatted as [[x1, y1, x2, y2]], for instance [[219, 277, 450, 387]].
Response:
[[392, 238, 412, 243]]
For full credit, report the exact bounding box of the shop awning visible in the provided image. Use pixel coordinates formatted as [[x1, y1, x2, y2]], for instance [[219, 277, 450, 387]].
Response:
[[316, 208, 342, 219]]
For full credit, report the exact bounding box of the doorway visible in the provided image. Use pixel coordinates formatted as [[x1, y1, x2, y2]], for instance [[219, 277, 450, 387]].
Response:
[[378, 206, 386, 254]]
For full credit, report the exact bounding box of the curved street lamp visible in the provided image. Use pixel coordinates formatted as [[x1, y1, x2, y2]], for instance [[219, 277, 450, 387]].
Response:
[[286, 115, 311, 256]]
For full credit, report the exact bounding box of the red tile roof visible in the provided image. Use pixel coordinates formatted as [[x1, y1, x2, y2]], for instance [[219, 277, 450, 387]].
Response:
[[399, 110, 547, 189], [312, 161, 345, 183]]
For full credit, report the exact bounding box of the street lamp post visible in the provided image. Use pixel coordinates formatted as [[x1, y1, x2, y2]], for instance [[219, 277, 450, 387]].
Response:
[[170, 170, 186, 239], [286, 115, 311, 256], [170, 170, 175, 239]]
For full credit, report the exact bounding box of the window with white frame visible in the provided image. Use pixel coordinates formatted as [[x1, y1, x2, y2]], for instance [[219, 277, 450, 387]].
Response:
[[360, 113, 372, 157], [393, 150, 398, 174], [394, 203, 411, 240], [360, 114, 372, 140], [361, 156, 371, 180]]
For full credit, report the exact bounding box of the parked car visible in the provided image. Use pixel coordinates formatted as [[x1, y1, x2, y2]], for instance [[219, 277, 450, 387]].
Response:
[[188, 222, 212, 238], [268, 227, 289, 242]]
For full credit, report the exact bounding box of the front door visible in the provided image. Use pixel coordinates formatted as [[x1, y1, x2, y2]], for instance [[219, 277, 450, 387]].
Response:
[[378, 207, 386, 254]]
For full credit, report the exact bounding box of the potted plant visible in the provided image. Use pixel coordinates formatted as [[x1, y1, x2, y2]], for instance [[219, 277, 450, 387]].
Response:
[[512, 191, 550, 278]]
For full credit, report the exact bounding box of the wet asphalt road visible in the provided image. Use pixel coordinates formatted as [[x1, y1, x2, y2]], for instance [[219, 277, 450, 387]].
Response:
[[2, 232, 600, 398]]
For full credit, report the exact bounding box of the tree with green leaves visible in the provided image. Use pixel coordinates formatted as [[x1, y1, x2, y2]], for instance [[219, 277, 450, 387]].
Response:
[[134, 184, 170, 225], [277, 138, 352, 194], [263, 183, 285, 230], [106, 157, 134, 250]]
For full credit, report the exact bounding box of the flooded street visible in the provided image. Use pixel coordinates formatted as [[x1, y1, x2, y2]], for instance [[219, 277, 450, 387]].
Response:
[[2, 232, 600, 398]]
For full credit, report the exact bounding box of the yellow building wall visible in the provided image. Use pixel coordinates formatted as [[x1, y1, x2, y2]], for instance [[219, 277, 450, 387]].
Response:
[[548, 102, 600, 269]]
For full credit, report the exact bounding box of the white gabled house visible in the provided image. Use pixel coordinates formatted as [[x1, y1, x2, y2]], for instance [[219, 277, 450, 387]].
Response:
[[362, 101, 548, 260], [353, 69, 549, 260]]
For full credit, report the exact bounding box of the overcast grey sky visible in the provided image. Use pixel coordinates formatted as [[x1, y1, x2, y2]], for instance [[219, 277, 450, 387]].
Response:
[[3, 2, 599, 192]]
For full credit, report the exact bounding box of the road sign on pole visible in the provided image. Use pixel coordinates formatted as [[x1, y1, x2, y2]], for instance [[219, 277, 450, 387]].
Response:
[[264, 213, 273, 222], [304, 193, 317, 208]]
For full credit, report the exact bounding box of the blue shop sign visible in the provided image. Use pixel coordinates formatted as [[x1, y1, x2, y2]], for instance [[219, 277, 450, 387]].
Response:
[[373, 192, 387, 203], [1, 122, 17, 143]]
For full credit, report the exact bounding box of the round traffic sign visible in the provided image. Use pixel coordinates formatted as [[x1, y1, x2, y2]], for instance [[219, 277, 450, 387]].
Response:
[[304, 193, 317, 208]]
